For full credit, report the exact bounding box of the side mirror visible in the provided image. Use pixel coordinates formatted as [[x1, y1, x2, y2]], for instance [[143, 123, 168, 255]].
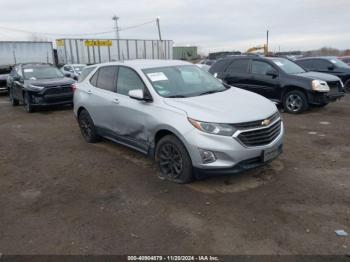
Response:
[[64, 73, 72, 78], [328, 65, 335, 71], [266, 69, 278, 77], [128, 89, 145, 101]]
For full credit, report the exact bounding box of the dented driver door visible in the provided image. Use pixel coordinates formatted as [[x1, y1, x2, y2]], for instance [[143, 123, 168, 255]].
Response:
[[109, 66, 154, 153]]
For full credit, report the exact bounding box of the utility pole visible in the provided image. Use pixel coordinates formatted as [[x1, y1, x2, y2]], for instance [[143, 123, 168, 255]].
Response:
[[112, 15, 120, 39], [266, 29, 269, 56], [156, 17, 162, 41], [156, 17, 163, 59]]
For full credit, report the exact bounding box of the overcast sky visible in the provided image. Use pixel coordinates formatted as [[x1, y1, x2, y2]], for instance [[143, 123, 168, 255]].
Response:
[[1, 0, 349, 54]]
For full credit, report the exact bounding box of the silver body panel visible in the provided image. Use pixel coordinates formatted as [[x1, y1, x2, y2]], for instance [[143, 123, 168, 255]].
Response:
[[74, 60, 284, 170]]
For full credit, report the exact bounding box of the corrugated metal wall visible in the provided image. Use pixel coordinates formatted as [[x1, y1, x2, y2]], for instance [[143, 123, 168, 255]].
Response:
[[0, 42, 54, 66], [56, 39, 174, 65]]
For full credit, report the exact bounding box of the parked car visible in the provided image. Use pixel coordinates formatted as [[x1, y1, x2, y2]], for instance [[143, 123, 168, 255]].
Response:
[[60, 64, 86, 80], [7, 63, 75, 112], [338, 56, 350, 66], [0, 74, 9, 93], [0, 66, 11, 94], [74, 60, 284, 183], [209, 56, 345, 114], [295, 57, 350, 91]]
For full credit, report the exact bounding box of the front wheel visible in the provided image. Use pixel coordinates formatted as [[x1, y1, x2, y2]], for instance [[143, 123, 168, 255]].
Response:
[[345, 80, 350, 93], [23, 92, 34, 113], [155, 135, 193, 184], [283, 90, 308, 114], [9, 88, 19, 106]]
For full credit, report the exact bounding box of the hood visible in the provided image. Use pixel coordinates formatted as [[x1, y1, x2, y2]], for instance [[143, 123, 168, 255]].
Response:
[[26, 77, 75, 87], [164, 88, 278, 123], [293, 71, 340, 82]]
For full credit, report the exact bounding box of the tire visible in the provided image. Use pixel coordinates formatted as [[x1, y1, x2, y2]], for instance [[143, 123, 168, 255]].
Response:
[[155, 135, 193, 184], [283, 90, 308, 114], [78, 109, 100, 143], [345, 80, 350, 93], [23, 92, 34, 113], [9, 88, 19, 106]]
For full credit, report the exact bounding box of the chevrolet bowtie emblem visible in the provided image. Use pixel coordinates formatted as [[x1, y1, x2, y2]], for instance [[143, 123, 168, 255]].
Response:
[[261, 119, 271, 126]]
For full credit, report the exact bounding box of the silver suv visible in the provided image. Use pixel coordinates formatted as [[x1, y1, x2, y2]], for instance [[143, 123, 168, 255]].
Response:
[[74, 60, 284, 183]]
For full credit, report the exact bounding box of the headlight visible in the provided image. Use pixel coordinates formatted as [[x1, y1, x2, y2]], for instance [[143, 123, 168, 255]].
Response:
[[28, 84, 45, 91], [311, 80, 330, 92], [188, 118, 236, 136]]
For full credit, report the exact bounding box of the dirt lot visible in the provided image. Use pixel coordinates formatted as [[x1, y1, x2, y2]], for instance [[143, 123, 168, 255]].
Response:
[[0, 94, 349, 255]]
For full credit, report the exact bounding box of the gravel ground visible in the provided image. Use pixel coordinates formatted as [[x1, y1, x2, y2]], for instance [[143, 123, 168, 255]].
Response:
[[0, 94, 349, 255]]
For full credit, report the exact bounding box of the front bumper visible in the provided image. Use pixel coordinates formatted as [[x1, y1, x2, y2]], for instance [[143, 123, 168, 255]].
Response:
[[27, 91, 73, 106], [308, 90, 345, 105], [183, 121, 284, 175], [194, 144, 283, 177]]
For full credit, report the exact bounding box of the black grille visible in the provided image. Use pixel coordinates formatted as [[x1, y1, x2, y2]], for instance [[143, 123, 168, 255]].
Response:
[[237, 120, 282, 147], [0, 79, 6, 87], [327, 81, 342, 95], [44, 85, 72, 95], [232, 111, 280, 130]]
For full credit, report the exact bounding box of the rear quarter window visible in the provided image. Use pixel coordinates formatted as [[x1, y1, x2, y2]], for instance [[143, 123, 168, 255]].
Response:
[[209, 60, 231, 73], [78, 67, 96, 83], [226, 59, 249, 74]]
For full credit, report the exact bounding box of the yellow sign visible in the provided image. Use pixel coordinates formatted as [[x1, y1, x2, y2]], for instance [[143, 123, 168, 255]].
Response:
[[56, 40, 64, 47], [84, 40, 112, 47]]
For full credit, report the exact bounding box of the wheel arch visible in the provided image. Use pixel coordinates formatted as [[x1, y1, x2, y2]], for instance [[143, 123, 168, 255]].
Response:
[[281, 85, 308, 100], [150, 127, 193, 164]]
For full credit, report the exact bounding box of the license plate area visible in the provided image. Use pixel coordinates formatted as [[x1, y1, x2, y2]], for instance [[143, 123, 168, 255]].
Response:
[[263, 145, 280, 162]]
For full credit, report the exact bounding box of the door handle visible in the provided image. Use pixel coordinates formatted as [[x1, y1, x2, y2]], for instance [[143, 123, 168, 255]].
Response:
[[113, 98, 120, 104], [87, 90, 92, 94]]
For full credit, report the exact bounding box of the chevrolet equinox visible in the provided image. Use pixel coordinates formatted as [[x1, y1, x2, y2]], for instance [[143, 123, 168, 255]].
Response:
[[74, 60, 284, 183]]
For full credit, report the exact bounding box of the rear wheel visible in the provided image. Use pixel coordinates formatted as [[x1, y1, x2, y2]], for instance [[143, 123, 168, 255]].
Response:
[[283, 90, 308, 114], [23, 92, 34, 113], [155, 135, 193, 184], [9, 88, 19, 106], [78, 110, 100, 143]]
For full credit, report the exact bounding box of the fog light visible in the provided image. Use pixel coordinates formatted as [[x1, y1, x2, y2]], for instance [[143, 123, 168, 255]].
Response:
[[199, 149, 216, 164]]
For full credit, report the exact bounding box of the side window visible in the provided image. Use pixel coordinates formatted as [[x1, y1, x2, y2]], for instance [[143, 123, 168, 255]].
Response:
[[314, 59, 332, 70], [64, 66, 73, 72], [226, 59, 249, 74], [78, 67, 96, 83], [96, 66, 117, 92], [251, 61, 274, 75], [210, 59, 231, 73], [297, 60, 313, 69], [90, 71, 99, 86], [117, 67, 145, 96]]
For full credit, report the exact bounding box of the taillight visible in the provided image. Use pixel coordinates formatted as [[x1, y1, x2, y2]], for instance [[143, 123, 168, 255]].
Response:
[[71, 83, 77, 93]]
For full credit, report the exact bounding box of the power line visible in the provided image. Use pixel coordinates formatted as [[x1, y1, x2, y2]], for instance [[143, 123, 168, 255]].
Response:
[[0, 19, 157, 37]]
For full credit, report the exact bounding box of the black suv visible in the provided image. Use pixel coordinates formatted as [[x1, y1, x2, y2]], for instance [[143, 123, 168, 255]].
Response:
[[209, 56, 345, 113], [295, 57, 350, 90], [7, 63, 75, 112]]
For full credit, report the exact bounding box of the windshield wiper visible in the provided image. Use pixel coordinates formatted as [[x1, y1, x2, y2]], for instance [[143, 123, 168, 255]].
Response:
[[166, 95, 187, 98], [198, 89, 225, 96]]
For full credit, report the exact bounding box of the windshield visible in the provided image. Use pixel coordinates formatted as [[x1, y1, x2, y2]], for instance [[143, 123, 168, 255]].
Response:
[[327, 58, 350, 69], [270, 58, 306, 74], [23, 67, 64, 80], [143, 65, 228, 98]]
